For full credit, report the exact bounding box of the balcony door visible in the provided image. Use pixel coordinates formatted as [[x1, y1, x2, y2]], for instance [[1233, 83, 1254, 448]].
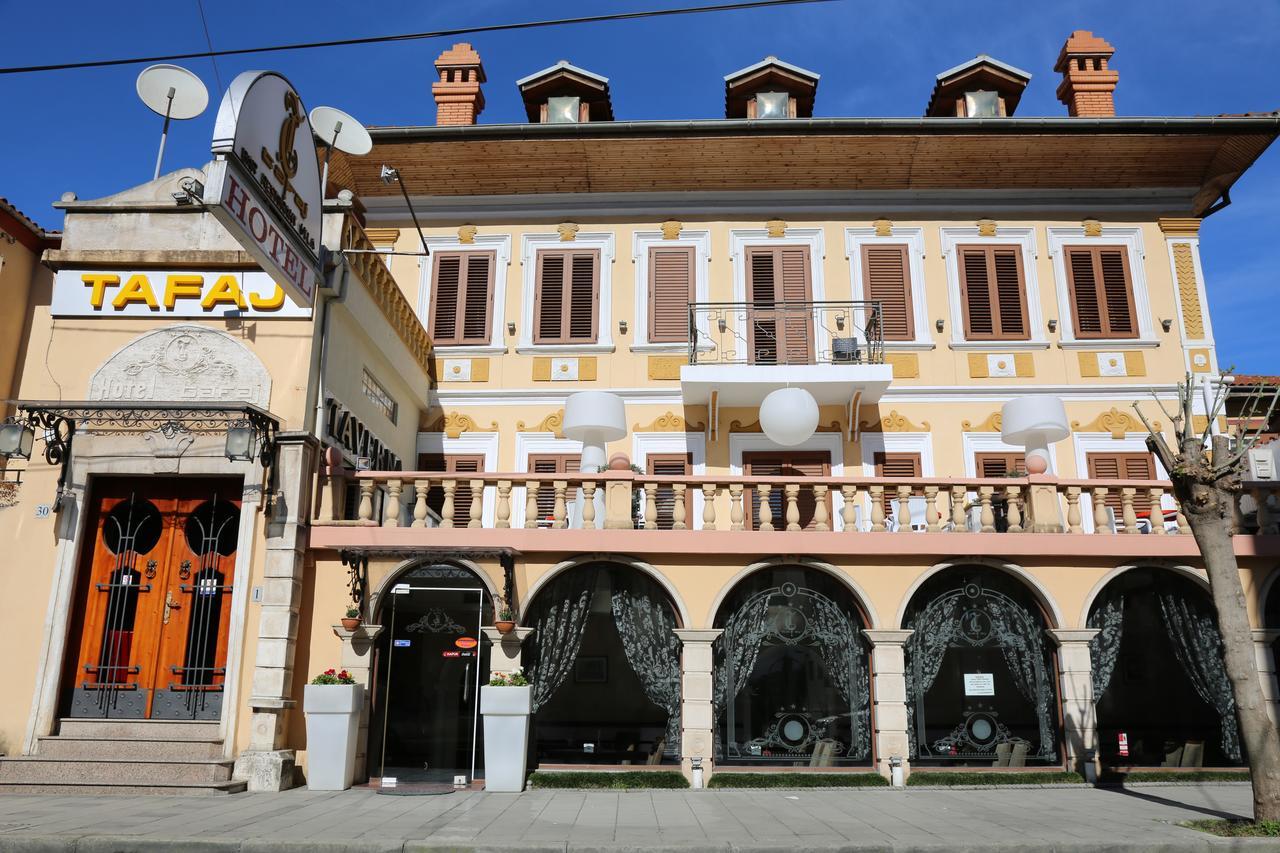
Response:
[[744, 452, 830, 530], [746, 247, 812, 365], [62, 477, 242, 720]]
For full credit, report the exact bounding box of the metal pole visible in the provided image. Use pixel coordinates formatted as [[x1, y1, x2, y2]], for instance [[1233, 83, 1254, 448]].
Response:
[[321, 124, 340, 200], [153, 89, 174, 181], [470, 588, 484, 785]]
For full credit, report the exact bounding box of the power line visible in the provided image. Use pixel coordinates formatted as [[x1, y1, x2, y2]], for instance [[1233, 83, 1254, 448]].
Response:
[[0, 0, 839, 76]]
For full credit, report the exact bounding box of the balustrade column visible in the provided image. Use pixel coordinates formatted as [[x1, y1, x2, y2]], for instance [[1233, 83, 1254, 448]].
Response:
[[412, 480, 429, 528], [552, 481, 568, 529], [729, 484, 744, 531], [495, 481, 512, 528], [978, 487, 995, 533], [524, 482, 540, 529], [441, 480, 456, 529], [581, 481, 598, 530], [382, 480, 401, 528], [1005, 486, 1023, 533], [1092, 488, 1111, 532], [1047, 629, 1100, 780], [357, 480, 374, 522], [840, 485, 858, 532], [757, 485, 774, 531], [896, 486, 912, 533], [924, 486, 940, 532], [468, 480, 484, 528], [784, 484, 801, 531], [643, 483, 659, 529], [813, 485, 830, 531], [673, 629, 722, 783], [869, 486, 886, 532], [672, 484, 687, 530], [702, 484, 718, 531], [1065, 487, 1083, 534], [1120, 488, 1139, 534], [950, 485, 966, 531], [862, 630, 913, 781]]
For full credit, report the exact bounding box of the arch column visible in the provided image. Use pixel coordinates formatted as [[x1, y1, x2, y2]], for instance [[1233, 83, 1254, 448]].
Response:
[[1252, 629, 1280, 724], [863, 629, 912, 780], [333, 623, 383, 782], [483, 627, 535, 676], [1047, 629, 1099, 779], [674, 629, 721, 779]]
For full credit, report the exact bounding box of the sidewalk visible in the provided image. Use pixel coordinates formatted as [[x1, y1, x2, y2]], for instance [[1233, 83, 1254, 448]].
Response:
[[0, 784, 1267, 851]]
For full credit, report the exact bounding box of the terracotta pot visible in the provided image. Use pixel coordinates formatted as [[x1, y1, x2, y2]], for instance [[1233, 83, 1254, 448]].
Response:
[[340, 617, 361, 631], [495, 620, 516, 635]]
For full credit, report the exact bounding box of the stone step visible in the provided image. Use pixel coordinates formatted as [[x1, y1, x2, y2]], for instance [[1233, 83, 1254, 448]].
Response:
[[56, 718, 220, 740], [0, 756, 234, 785], [35, 736, 225, 761], [0, 780, 246, 796]]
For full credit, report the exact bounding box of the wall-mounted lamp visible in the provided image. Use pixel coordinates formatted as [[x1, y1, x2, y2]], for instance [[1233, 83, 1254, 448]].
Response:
[[619, 319, 628, 335], [1162, 318, 1173, 332], [224, 421, 260, 463], [506, 321, 516, 336], [718, 317, 727, 334], [935, 318, 945, 333], [0, 419, 34, 460], [836, 314, 846, 331], [1047, 319, 1058, 333]]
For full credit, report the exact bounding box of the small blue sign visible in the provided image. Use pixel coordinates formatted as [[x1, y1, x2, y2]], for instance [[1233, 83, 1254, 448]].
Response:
[[393, 639, 411, 647]]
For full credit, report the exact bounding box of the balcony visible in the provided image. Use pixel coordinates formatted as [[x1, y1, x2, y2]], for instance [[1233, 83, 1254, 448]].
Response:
[[309, 469, 1280, 561], [679, 301, 893, 425]]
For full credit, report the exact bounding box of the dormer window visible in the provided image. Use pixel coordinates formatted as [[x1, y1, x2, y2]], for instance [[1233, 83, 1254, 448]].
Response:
[[547, 96, 581, 124], [517, 60, 613, 123], [964, 90, 1000, 117], [724, 56, 819, 119], [925, 55, 1030, 118], [754, 91, 790, 119]]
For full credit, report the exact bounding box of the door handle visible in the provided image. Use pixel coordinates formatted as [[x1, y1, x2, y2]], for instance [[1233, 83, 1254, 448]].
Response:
[[163, 589, 182, 625]]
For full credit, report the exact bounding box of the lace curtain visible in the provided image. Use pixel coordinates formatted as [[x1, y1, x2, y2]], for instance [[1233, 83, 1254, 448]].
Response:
[[1157, 591, 1241, 761], [526, 566, 599, 712], [903, 595, 962, 757], [807, 593, 871, 760], [611, 580, 682, 753], [712, 594, 772, 713], [1087, 593, 1125, 698], [983, 598, 1056, 761]]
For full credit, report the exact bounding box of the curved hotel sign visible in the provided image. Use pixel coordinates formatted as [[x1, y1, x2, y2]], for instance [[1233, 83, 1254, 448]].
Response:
[[203, 71, 323, 307]]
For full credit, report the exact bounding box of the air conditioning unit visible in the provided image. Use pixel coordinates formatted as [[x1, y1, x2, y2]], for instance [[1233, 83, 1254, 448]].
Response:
[[1248, 444, 1278, 480]]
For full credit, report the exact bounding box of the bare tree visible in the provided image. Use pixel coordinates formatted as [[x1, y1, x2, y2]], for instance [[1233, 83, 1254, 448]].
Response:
[[1135, 375, 1280, 822]]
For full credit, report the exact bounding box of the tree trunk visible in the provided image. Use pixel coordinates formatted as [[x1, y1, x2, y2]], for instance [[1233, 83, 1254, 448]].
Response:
[[1186, 500, 1280, 822]]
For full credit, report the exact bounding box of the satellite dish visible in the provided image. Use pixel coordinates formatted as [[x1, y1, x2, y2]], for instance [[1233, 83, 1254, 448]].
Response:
[[310, 106, 372, 156], [309, 105, 372, 199], [135, 64, 209, 180]]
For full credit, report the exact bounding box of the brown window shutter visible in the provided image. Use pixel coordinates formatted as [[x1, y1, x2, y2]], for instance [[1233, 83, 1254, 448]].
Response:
[[959, 246, 1028, 340], [746, 247, 812, 364], [863, 244, 914, 341], [1087, 452, 1156, 514], [534, 250, 598, 344], [975, 452, 1027, 478], [1066, 246, 1136, 339], [779, 248, 813, 364], [534, 253, 565, 343], [430, 255, 462, 343], [430, 253, 494, 345], [646, 453, 692, 528], [416, 454, 485, 521], [744, 451, 829, 530], [528, 454, 581, 525], [747, 248, 779, 364], [874, 451, 923, 514], [648, 246, 695, 343]]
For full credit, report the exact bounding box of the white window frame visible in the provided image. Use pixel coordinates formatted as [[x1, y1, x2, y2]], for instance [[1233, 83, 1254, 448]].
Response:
[[416, 234, 512, 353], [1072, 431, 1173, 532], [1046, 227, 1157, 348], [518, 231, 616, 354], [414, 431, 500, 528], [729, 431, 848, 530], [728, 228, 828, 355], [939, 227, 1047, 350], [630, 230, 712, 352], [632, 431, 708, 529], [844, 227, 931, 350], [962, 432, 1058, 476]]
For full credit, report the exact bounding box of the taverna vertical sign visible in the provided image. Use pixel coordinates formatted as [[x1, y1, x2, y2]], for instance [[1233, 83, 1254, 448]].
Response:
[[203, 71, 323, 307]]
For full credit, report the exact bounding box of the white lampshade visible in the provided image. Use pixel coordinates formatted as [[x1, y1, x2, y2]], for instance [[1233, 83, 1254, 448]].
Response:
[[562, 391, 627, 472], [759, 388, 819, 447], [1001, 395, 1070, 474]]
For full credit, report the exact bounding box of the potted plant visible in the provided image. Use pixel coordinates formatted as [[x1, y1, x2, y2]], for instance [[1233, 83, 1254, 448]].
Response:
[[481, 669, 532, 792], [303, 668, 362, 791], [340, 606, 361, 632], [495, 600, 516, 635]]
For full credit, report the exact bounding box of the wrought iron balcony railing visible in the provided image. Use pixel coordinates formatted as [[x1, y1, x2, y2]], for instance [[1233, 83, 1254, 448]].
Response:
[[688, 301, 885, 366]]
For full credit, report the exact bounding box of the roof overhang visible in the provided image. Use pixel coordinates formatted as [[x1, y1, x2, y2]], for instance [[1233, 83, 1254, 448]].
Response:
[[333, 115, 1280, 219]]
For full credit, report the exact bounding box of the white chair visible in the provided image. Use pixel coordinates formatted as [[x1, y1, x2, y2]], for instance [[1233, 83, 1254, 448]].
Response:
[[888, 496, 929, 532]]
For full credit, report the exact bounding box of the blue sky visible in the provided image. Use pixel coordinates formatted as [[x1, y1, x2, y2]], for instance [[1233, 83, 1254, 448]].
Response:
[[2, 0, 1277, 369]]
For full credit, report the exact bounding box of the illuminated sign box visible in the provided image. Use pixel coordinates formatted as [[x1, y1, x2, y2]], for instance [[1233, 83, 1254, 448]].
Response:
[[51, 269, 311, 318]]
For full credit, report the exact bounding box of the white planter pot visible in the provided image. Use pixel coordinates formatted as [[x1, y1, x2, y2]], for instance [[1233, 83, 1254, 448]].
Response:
[[481, 685, 532, 792], [303, 683, 363, 791]]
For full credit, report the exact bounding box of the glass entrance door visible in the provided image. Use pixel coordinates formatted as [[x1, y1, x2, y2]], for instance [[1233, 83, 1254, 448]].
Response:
[[376, 584, 488, 785]]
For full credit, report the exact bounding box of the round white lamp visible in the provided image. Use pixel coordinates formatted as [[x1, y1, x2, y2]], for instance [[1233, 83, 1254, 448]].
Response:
[[1001, 395, 1070, 474], [759, 388, 820, 447], [562, 391, 627, 472]]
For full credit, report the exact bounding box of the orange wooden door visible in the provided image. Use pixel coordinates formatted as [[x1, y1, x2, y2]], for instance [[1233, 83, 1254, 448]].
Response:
[[64, 478, 241, 720]]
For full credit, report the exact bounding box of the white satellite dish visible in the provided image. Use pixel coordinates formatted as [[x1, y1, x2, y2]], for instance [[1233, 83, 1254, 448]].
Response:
[[136, 64, 209, 180], [310, 106, 372, 199]]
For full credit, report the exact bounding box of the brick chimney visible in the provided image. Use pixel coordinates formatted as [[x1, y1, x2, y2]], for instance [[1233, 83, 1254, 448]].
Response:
[[432, 43, 486, 126], [1055, 31, 1118, 117]]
